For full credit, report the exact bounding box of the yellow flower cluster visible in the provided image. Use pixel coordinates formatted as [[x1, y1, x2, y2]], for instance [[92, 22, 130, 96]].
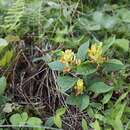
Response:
[[60, 50, 74, 64], [87, 42, 106, 64], [60, 49, 81, 73], [74, 79, 84, 96]]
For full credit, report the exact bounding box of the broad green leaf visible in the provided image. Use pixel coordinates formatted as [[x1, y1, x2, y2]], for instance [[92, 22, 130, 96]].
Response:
[[78, 18, 101, 31], [93, 120, 101, 130], [80, 95, 90, 111], [113, 118, 123, 130], [115, 103, 126, 121], [90, 102, 102, 110], [93, 11, 103, 24], [10, 112, 29, 126], [102, 91, 113, 104], [103, 59, 124, 72], [45, 117, 54, 127], [114, 39, 129, 52], [75, 63, 96, 76], [48, 61, 65, 71], [10, 113, 23, 125], [66, 94, 89, 111], [87, 107, 94, 118], [82, 118, 88, 130], [94, 114, 106, 123], [0, 49, 13, 67], [77, 41, 89, 61], [88, 82, 113, 94], [106, 103, 126, 130], [0, 38, 13, 67], [56, 107, 66, 116], [0, 76, 7, 95], [57, 76, 77, 92], [27, 117, 42, 126], [66, 94, 81, 107], [112, 103, 126, 130], [102, 16, 117, 29], [53, 115, 62, 128], [21, 112, 28, 122], [103, 36, 115, 54], [118, 8, 130, 23]]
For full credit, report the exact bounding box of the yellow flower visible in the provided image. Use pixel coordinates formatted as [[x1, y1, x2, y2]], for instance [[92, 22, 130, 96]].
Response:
[[74, 79, 84, 96], [60, 49, 82, 73], [88, 42, 105, 64], [60, 49, 74, 64]]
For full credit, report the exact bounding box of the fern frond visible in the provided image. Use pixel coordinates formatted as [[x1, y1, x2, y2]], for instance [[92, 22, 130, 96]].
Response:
[[3, 0, 25, 32]]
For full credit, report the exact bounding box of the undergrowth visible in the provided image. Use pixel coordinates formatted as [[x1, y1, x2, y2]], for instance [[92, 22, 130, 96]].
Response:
[[0, 0, 130, 130]]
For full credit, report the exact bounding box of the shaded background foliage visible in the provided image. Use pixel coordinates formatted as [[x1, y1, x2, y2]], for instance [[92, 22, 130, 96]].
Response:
[[0, 0, 130, 130]]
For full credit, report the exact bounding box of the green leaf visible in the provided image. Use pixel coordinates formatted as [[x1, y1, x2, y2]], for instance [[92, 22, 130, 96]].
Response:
[[0, 49, 13, 67], [93, 11, 103, 24], [109, 103, 126, 130], [82, 118, 88, 130], [95, 114, 106, 123], [0, 38, 13, 67], [118, 8, 130, 23], [57, 76, 77, 92], [0, 38, 8, 48], [27, 117, 42, 126], [103, 59, 124, 72], [114, 39, 129, 52], [103, 36, 115, 54], [33, 55, 52, 63], [3, 103, 13, 113], [66, 94, 89, 111], [115, 103, 126, 121], [102, 16, 117, 29], [21, 112, 28, 122], [54, 115, 62, 128], [113, 118, 123, 130], [48, 61, 65, 71], [80, 95, 90, 111], [77, 41, 89, 61], [115, 92, 128, 106], [0, 76, 7, 95], [0, 95, 8, 105], [88, 82, 113, 94], [45, 117, 54, 127], [75, 63, 96, 76], [10, 112, 29, 126], [10, 113, 24, 125], [93, 120, 101, 130], [102, 91, 113, 104], [56, 107, 66, 116], [87, 23, 101, 31]]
